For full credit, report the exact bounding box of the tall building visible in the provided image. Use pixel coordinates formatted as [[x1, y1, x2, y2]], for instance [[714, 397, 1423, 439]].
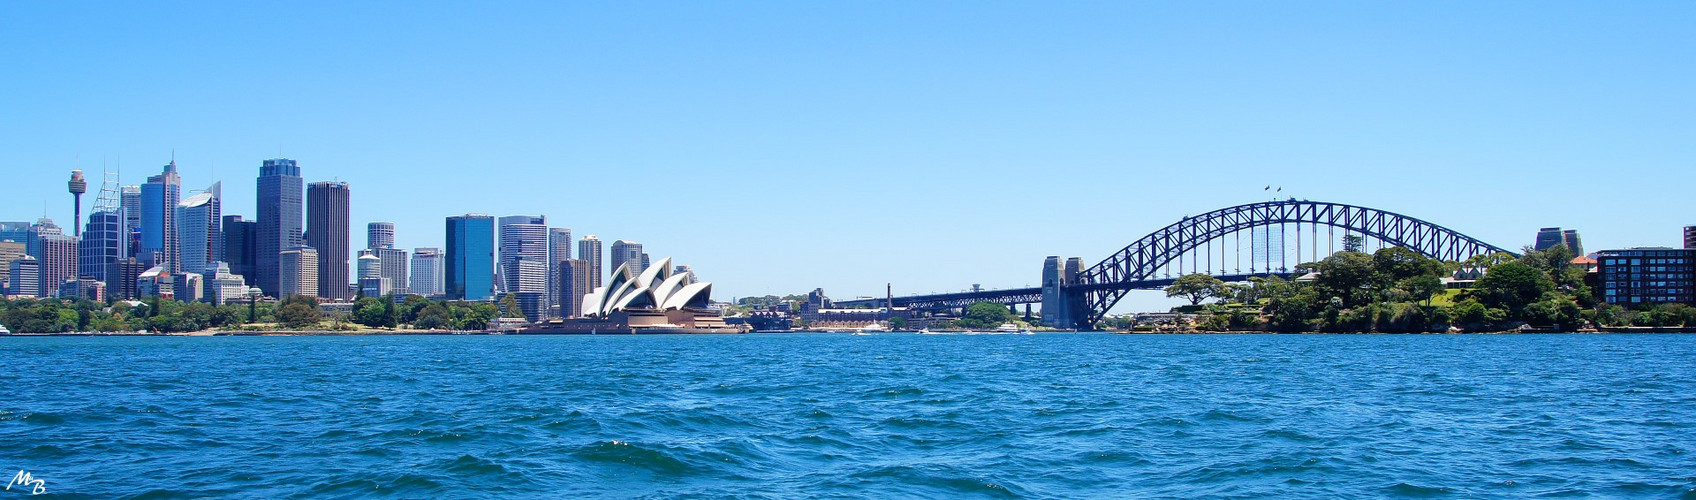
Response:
[[499, 215, 549, 320], [377, 248, 408, 295], [279, 246, 319, 298], [410, 248, 444, 296], [222, 216, 256, 280], [9, 256, 39, 298], [367, 222, 394, 250], [110, 258, 145, 300], [0, 241, 26, 295], [256, 159, 303, 298], [121, 186, 141, 255], [206, 262, 248, 305], [175, 183, 222, 277], [1685, 226, 1695, 250], [79, 210, 123, 286], [557, 259, 589, 318], [357, 250, 388, 297], [306, 181, 351, 300], [1533, 227, 1584, 255], [1596, 248, 1695, 306], [0, 222, 29, 245], [548, 227, 571, 317], [36, 233, 78, 297], [578, 235, 603, 290], [26, 218, 62, 259], [140, 161, 182, 271], [446, 214, 495, 301], [610, 240, 644, 276]]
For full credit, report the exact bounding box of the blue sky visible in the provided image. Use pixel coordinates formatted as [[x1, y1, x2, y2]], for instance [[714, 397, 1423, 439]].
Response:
[[3, 2, 1692, 312]]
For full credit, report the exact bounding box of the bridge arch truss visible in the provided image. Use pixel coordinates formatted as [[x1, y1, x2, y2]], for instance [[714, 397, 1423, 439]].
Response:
[[1072, 200, 1511, 327]]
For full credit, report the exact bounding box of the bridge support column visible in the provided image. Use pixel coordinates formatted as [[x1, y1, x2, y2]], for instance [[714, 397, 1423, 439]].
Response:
[[1040, 256, 1076, 328]]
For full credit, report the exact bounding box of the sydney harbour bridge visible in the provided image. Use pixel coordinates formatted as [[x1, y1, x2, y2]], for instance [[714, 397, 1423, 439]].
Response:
[[834, 200, 1512, 330]]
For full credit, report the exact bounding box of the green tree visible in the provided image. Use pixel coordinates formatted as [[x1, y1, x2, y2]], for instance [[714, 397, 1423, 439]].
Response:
[[1315, 251, 1378, 307], [956, 301, 1014, 329], [498, 294, 525, 319], [276, 295, 322, 329], [1165, 273, 1229, 306], [350, 296, 389, 327], [412, 302, 453, 329], [1474, 261, 1555, 315], [1397, 275, 1444, 305], [1342, 234, 1365, 253]]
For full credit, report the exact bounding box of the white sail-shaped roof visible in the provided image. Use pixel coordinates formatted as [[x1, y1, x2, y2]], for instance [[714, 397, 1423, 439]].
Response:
[[661, 282, 712, 311], [650, 272, 692, 309]]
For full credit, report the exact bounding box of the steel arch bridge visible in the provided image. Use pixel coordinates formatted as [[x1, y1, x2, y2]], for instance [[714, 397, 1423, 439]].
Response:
[[1066, 200, 1511, 327]]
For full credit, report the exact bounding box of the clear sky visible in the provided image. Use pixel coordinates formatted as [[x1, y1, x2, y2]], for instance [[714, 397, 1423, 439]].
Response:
[[3, 2, 1692, 312]]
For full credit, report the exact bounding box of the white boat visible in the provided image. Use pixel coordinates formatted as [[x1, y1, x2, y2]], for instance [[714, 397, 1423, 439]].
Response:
[[857, 322, 889, 333], [993, 323, 1032, 334], [0, 323, 8, 335]]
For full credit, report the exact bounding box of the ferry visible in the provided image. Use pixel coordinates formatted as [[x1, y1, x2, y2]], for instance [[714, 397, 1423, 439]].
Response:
[[0, 322, 8, 335], [856, 322, 889, 333]]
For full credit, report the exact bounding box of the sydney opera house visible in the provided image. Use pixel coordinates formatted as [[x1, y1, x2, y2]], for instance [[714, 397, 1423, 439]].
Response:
[[522, 257, 747, 334]]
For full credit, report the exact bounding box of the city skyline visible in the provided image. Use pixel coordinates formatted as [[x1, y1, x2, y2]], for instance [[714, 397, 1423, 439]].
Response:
[[3, 2, 1693, 308]]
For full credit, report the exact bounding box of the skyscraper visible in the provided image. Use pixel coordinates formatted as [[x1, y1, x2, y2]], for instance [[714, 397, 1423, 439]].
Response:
[[367, 222, 394, 250], [37, 233, 78, 297], [25, 218, 61, 260], [1686, 226, 1696, 250], [377, 248, 408, 295], [141, 161, 181, 271], [9, 256, 39, 298], [306, 181, 351, 300], [0, 241, 25, 295], [279, 246, 319, 298], [548, 227, 571, 317], [357, 250, 388, 297], [1533, 227, 1583, 255], [410, 248, 444, 297], [610, 239, 645, 275], [499, 215, 549, 320], [256, 159, 303, 298], [121, 185, 141, 252], [222, 215, 256, 280], [446, 214, 494, 300], [79, 211, 123, 286], [557, 258, 589, 318], [176, 183, 222, 277], [578, 235, 603, 290]]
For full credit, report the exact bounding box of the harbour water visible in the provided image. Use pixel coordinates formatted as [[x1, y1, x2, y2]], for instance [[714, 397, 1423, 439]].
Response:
[[2, 333, 1693, 498]]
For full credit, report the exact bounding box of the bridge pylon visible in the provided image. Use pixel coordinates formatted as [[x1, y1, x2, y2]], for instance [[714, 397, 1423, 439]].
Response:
[[1039, 256, 1087, 328]]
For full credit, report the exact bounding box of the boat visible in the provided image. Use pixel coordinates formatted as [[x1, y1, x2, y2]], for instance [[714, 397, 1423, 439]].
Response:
[[856, 322, 889, 333], [992, 323, 1033, 334], [0, 323, 8, 335]]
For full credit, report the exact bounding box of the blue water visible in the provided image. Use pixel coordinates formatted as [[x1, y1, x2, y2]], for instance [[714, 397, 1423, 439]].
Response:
[[2, 333, 1694, 498]]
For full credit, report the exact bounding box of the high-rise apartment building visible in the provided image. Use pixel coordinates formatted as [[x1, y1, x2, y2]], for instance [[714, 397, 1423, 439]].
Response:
[[26, 218, 62, 259], [222, 215, 256, 280], [578, 235, 603, 290], [176, 183, 222, 277], [279, 246, 319, 298], [446, 215, 494, 300], [121, 185, 141, 253], [368, 222, 394, 250], [377, 248, 408, 295], [1685, 226, 1695, 250], [499, 215, 549, 320], [36, 233, 78, 297], [79, 211, 123, 285], [1596, 248, 1695, 306], [1533, 227, 1584, 255], [9, 256, 40, 298], [141, 161, 181, 271], [410, 248, 444, 297], [256, 159, 303, 298], [357, 250, 388, 297], [548, 227, 571, 317], [610, 240, 644, 275], [110, 258, 145, 301], [0, 241, 26, 295], [307, 181, 351, 300], [557, 259, 589, 318]]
